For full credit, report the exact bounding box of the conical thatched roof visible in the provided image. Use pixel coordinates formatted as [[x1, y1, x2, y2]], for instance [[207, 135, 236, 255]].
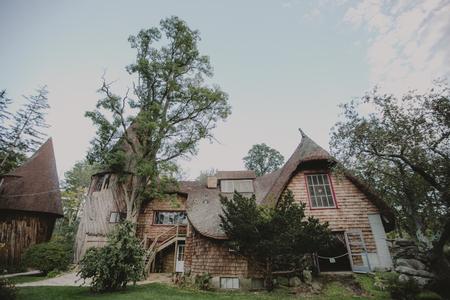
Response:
[[0, 138, 63, 216]]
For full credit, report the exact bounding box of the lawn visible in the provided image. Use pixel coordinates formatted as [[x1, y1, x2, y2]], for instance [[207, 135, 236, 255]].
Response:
[[17, 275, 390, 300], [8, 274, 46, 284]]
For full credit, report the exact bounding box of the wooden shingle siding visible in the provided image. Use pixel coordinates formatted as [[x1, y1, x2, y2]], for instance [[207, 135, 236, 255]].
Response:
[[286, 170, 379, 252], [136, 195, 187, 242], [184, 229, 248, 277]]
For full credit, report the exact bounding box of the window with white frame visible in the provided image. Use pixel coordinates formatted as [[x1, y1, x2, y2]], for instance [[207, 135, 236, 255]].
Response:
[[154, 211, 188, 225], [220, 277, 239, 289], [306, 174, 336, 208], [220, 180, 254, 193]]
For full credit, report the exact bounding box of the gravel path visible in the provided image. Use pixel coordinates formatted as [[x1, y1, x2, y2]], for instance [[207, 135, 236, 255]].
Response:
[[16, 272, 172, 287]]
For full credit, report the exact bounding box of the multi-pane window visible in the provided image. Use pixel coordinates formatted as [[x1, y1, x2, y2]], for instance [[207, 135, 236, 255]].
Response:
[[109, 212, 125, 223], [154, 211, 188, 225], [306, 174, 336, 208], [220, 180, 254, 193], [220, 277, 239, 289]]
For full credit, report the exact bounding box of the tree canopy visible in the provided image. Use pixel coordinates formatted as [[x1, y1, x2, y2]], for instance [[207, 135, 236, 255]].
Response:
[[243, 143, 284, 176], [85, 16, 231, 222], [330, 80, 449, 284], [0, 87, 49, 175], [220, 190, 331, 291]]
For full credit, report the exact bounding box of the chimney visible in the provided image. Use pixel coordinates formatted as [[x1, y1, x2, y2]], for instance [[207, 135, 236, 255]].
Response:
[[207, 176, 218, 189]]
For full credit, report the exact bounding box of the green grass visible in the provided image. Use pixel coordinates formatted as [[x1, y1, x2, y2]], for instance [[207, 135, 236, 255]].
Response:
[[17, 275, 391, 300], [8, 274, 46, 284]]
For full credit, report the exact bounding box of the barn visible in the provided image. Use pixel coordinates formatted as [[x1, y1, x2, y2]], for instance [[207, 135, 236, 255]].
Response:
[[0, 138, 63, 267]]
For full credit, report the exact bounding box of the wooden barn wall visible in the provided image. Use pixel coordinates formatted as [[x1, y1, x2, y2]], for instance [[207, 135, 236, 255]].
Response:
[[286, 170, 379, 252], [74, 174, 125, 262], [0, 210, 56, 266], [136, 195, 186, 242], [184, 228, 248, 277]]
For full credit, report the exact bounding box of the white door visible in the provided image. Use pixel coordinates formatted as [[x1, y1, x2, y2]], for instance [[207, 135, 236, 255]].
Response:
[[368, 214, 393, 269], [175, 244, 185, 273]]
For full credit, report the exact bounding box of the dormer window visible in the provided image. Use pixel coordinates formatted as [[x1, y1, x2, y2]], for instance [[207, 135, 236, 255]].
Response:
[[306, 174, 336, 208], [220, 180, 254, 193]]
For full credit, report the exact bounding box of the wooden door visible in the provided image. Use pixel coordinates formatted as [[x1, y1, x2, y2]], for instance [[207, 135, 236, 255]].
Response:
[[344, 230, 371, 273]]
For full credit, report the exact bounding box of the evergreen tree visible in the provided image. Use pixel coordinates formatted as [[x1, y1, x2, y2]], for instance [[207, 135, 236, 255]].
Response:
[[220, 190, 331, 291]]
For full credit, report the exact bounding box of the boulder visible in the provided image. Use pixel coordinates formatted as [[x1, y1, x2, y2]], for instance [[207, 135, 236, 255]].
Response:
[[396, 258, 427, 270], [412, 276, 432, 288], [398, 273, 410, 283], [395, 266, 435, 278], [302, 270, 312, 285], [289, 276, 302, 287]]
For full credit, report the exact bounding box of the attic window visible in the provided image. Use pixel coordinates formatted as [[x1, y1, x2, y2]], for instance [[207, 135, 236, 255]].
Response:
[[220, 180, 254, 193], [306, 174, 336, 208]]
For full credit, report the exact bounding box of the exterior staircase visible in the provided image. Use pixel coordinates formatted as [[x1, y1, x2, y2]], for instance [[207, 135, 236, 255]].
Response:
[[142, 225, 186, 276]]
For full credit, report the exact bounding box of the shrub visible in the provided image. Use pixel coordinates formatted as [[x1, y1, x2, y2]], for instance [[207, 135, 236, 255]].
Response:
[[0, 277, 16, 300], [78, 221, 144, 292], [194, 273, 211, 290], [416, 291, 443, 300], [22, 241, 72, 274], [387, 276, 421, 300]]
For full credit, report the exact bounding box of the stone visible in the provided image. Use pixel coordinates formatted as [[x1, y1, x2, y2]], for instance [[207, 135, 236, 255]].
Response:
[[303, 270, 312, 285], [289, 276, 302, 287], [395, 266, 435, 278], [311, 282, 322, 292], [396, 258, 427, 270], [411, 276, 431, 288], [398, 273, 410, 283]]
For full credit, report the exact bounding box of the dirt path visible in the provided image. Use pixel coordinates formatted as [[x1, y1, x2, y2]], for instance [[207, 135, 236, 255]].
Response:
[[16, 272, 172, 287]]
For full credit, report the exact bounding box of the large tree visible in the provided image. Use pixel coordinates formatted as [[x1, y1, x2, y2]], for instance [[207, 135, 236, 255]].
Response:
[[86, 17, 231, 223], [330, 81, 449, 285], [220, 191, 331, 291], [0, 87, 49, 175], [243, 143, 284, 176]]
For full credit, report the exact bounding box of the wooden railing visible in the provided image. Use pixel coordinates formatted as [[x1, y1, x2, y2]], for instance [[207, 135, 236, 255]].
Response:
[[142, 224, 186, 276]]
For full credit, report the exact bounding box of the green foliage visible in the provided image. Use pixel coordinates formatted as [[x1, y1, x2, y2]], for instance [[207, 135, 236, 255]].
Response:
[[22, 241, 72, 274], [0, 87, 49, 175], [243, 143, 284, 176], [85, 16, 231, 222], [78, 221, 144, 292], [330, 81, 449, 248], [0, 277, 16, 300], [416, 291, 443, 300], [220, 190, 332, 291], [194, 273, 211, 290]]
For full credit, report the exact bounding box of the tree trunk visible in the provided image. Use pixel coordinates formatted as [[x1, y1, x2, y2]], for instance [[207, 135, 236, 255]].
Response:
[[430, 217, 450, 291], [264, 258, 274, 292]]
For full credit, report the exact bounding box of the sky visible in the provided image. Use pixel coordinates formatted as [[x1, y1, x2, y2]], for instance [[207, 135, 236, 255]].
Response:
[[1, 0, 449, 180]]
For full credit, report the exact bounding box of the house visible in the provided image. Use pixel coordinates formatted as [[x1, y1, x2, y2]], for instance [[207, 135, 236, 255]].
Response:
[[0, 138, 63, 267], [74, 132, 394, 289]]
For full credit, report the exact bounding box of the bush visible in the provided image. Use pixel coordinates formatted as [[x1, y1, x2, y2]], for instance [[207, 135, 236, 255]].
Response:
[[416, 291, 443, 300], [0, 277, 16, 300], [22, 241, 72, 274], [387, 276, 421, 300], [78, 221, 144, 292], [194, 273, 211, 290]]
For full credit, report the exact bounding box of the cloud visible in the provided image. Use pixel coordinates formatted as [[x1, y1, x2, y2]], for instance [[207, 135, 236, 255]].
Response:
[[343, 0, 450, 93]]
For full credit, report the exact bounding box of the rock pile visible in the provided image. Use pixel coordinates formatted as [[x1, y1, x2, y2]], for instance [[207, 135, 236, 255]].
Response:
[[390, 239, 435, 287]]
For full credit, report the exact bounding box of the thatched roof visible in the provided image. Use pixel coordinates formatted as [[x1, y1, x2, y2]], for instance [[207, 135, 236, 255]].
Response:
[[0, 138, 63, 217], [216, 170, 256, 180], [185, 132, 395, 239]]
